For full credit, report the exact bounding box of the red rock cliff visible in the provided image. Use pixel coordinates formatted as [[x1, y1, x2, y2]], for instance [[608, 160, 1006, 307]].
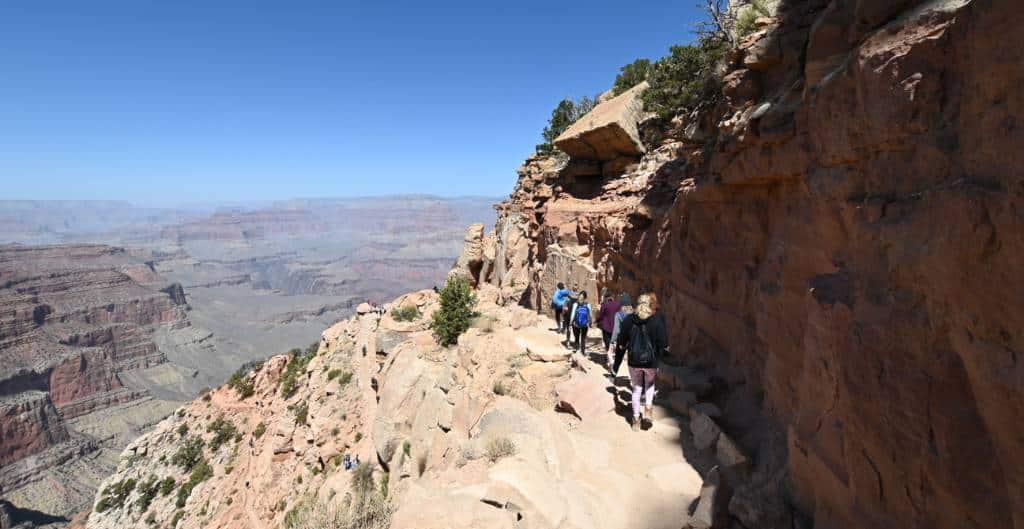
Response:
[[461, 1, 1024, 528]]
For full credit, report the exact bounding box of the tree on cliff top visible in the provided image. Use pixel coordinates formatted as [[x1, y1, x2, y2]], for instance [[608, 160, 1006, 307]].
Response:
[[641, 36, 727, 120], [536, 96, 597, 154], [612, 58, 652, 95], [430, 275, 477, 346]]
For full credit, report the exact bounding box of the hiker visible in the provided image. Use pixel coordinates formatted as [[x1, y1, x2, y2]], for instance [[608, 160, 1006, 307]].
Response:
[[562, 283, 579, 347], [607, 294, 634, 377], [343, 454, 352, 470], [570, 291, 593, 355], [550, 282, 571, 332], [616, 293, 668, 431], [597, 290, 622, 351]]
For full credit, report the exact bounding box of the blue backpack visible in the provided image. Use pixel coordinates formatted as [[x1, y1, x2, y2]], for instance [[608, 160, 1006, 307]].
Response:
[[574, 304, 591, 327]]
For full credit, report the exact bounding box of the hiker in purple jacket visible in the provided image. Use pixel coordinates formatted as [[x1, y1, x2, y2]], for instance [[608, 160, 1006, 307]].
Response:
[[598, 290, 622, 351]]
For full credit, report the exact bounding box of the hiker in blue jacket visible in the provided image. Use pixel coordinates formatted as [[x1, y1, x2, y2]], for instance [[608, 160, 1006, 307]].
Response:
[[570, 291, 593, 355], [550, 282, 571, 333]]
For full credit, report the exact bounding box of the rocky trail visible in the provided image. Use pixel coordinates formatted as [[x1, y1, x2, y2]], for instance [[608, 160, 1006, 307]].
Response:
[[85, 286, 739, 529]]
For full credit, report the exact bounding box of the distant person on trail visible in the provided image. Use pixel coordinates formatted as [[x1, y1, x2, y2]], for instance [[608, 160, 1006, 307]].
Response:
[[616, 293, 668, 431], [607, 294, 634, 377], [597, 290, 622, 351], [551, 282, 571, 332], [570, 291, 593, 355], [562, 283, 580, 347]]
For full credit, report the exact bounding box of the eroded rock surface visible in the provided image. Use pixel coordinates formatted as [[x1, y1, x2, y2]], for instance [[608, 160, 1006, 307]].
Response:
[[473, 2, 1024, 528]]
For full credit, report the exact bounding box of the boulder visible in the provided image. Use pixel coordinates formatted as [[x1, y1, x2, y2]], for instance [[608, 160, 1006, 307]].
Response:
[[355, 302, 373, 315], [715, 433, 749, 469], [516, 328, 571, 363], [555, 373, 614, 421], [665, 391, 698, 415], [688, 467, 731, 529], [690, 412, 721, 451], [450, 224, 486, 285], [554, 82, 648, 161], [691, 402, 722, 419]]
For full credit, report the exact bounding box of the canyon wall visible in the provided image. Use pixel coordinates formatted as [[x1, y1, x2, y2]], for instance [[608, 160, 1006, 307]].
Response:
[[0, 244, 202, 522], [463, 1, 1023, 528]]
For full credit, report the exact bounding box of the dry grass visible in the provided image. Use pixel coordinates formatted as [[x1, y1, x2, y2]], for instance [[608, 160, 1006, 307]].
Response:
[[484, 437, 517, 462]]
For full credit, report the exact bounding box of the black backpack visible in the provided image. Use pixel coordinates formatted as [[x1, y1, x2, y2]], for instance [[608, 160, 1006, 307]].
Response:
[[628, 319, 656, 367]]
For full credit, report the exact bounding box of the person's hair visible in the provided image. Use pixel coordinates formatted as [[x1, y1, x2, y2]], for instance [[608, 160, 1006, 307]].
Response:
[[636, 293, 654, 319], [557, 282, 565, 290], [580, 291, 588, 300]]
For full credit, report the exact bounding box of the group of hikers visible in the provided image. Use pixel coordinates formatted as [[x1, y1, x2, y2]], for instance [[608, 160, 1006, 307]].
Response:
[[551, 283, 668, 431]]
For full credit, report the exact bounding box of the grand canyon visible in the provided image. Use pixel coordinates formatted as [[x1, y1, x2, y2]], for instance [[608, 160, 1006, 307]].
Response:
[[0, 197, 495, 526], [3, 1, 1023, 529]]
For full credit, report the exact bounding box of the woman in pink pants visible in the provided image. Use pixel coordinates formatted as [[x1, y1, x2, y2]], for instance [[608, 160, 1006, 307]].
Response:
[[615, 293, 668, 431]]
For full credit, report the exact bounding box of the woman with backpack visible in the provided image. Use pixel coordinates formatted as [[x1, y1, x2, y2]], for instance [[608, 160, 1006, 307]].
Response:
[[615, 293, 668, 431], [570, 291, 593, 355]]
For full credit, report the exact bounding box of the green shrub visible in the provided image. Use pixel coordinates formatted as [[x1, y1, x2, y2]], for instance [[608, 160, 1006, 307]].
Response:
[[290, 401, 309, 425], [402, 440, 412, 457], [94, 477, 136, 513], [159, 476, 176, 496], [354, 432, 363, 442], [536, 96, 597, 154], [391, 305, 421, 322], [280, 347, 316, 399], [641, 37, 728, 120], [226, 365, 256, 399], [170, 510, 184, 527], [171, 436, 205, 471], [206, 416, 238, 452], [484, 437, 517, 462], [282, 489, 392, 529], [134, 475, 160, 513], [613, 58, 652, 95], [735, 0, 771, 39], [175, 458, 213, 508], [430, 276, 477, 347], [253, 422, 267, 439], [492, 380, 508, 396], [177, 423, 189, 438]]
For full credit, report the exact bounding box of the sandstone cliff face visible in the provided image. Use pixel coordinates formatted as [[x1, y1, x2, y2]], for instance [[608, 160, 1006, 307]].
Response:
[[465, 1, 1024, 528]]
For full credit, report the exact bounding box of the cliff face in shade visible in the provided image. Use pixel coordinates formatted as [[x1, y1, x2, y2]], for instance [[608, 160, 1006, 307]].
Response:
[[457, 1, 1024, 528]]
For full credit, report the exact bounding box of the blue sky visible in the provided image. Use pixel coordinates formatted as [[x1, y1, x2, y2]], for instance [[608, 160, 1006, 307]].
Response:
[[0, 1, 703, 204]]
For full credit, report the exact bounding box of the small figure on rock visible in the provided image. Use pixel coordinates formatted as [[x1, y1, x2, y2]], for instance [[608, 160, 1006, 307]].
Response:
[[616, 293, 668, 431]]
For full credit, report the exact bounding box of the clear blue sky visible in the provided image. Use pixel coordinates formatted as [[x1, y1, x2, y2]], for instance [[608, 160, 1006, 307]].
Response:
[[0, 1, 703, 204]]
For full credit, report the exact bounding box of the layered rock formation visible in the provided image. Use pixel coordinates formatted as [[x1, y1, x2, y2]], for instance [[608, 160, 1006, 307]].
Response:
[[0, 245, 207, 522], [457, 1, 1023, 528]]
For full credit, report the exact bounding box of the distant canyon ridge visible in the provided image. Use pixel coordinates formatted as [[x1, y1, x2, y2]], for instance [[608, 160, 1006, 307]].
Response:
[[0, 196, 495, 525]]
